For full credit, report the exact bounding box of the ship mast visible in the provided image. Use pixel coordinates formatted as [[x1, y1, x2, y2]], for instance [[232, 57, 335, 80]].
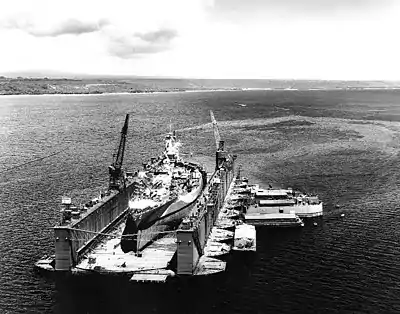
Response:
[[109, 114, 129, 190]]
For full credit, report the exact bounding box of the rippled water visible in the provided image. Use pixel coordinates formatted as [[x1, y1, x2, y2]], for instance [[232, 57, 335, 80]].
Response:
[[0, 90, 400, 313]]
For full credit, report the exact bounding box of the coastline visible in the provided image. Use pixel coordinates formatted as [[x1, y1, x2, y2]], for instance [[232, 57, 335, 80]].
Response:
[[2, 76, 400, 97], [0, 88, 241, 97], [1, 86, 400, 97]]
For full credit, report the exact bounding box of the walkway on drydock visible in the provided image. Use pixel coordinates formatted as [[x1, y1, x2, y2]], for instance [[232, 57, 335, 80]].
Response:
[[192, 177, 241, 275], [76, 222, 176, 282]]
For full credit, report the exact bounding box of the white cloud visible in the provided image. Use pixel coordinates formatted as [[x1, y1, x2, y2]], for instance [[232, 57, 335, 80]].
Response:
[[0, 0, 212, 73]]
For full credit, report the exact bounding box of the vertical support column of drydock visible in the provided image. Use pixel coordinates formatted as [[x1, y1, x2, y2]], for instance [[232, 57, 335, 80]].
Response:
[[54, 227, 74, 271], [176, 229, 199, 275], [227, 163, 232, 188], [220, 169, 227, 204], [207, 203, 214, 236]]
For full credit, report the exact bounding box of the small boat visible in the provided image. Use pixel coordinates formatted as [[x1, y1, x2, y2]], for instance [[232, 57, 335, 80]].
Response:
[[209, 228, 234, 243], [204, 242, 231, 258], [233, 224, 256, 252], [215, 218, 240, 230], [220, 208, 240, 219], [34, 255, 55, 272]]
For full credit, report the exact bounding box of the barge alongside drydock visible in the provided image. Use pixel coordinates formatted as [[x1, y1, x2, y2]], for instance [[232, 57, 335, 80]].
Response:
[[248, 187, 323, 218], [227, 177, 323, 226], [244, 187, 322, 226]]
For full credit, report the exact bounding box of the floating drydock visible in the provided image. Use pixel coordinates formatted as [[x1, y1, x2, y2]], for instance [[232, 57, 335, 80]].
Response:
[[36, 112, 323, 282], [71, 141, 238, 281], [35, 112, 255, 282]]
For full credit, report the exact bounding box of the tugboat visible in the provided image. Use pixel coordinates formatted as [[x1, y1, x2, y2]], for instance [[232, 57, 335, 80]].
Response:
[[121, 131, 207, 253]]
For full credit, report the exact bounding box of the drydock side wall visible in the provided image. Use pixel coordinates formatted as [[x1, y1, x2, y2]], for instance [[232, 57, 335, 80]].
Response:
[[176, 165, 235, 275], [54, 183, 135, 271]]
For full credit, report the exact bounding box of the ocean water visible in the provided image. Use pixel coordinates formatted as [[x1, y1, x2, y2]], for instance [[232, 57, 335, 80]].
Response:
[[0, 89, 400, 313]]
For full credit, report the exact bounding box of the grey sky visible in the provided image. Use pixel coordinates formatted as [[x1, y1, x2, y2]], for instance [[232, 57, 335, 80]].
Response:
[[0, 0, 399, 79]]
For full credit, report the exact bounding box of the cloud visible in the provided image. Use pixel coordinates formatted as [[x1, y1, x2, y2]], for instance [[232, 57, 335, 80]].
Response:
[[1, 0, 398, 79], [2, 18, 108, 37], [0, 0, 210, 60], [214, 0, 396, 17], [136, 29, 178, 43], [106, 28, 178, 58]]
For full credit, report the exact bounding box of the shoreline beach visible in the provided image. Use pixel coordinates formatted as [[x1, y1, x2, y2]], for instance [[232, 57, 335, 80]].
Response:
[[2, 86, 400, 97]]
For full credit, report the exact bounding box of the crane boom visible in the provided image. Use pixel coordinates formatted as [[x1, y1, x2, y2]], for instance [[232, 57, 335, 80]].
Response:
[[109, 114, 129, 190], [210, 111, 228, 170], [210, 110, 221, 150]]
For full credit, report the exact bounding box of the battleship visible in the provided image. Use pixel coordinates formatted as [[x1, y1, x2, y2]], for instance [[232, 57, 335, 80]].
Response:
[[120, 130, 206, 253]]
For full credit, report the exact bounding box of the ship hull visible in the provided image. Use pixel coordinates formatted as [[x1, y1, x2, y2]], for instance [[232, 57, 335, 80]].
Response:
[[121, 172, 205, 252]]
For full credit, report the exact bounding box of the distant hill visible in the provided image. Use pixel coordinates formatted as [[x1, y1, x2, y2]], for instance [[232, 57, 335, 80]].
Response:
[[1, 75, 400, 95]]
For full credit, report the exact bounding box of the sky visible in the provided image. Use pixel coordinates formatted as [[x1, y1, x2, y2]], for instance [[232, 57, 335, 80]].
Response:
[[0, 0, 399, 80]]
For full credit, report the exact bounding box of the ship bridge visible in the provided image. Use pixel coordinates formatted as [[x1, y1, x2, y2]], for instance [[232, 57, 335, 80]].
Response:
[[164, 132, 180, 161]]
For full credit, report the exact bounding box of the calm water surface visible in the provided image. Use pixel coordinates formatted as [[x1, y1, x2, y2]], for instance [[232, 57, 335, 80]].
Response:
[[0, 90, 399, 313]]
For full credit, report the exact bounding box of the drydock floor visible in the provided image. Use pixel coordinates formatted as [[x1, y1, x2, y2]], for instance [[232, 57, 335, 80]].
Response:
[[76, 222, 176, 281], [73, 177, 256, 282]]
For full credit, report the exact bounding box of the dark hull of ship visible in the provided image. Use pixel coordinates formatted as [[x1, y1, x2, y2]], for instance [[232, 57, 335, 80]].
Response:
[[121, 173, 205, 253], [120, 198, 177, 253]]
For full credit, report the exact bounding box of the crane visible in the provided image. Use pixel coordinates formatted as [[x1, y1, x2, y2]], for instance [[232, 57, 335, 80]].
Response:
[[109, 114, 129, 190], [210, 110, 227, 170], [210, 110, 223, 151]]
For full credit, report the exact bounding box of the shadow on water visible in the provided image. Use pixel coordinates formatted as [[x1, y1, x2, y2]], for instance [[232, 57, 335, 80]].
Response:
[[53, 273, 236, 314]]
